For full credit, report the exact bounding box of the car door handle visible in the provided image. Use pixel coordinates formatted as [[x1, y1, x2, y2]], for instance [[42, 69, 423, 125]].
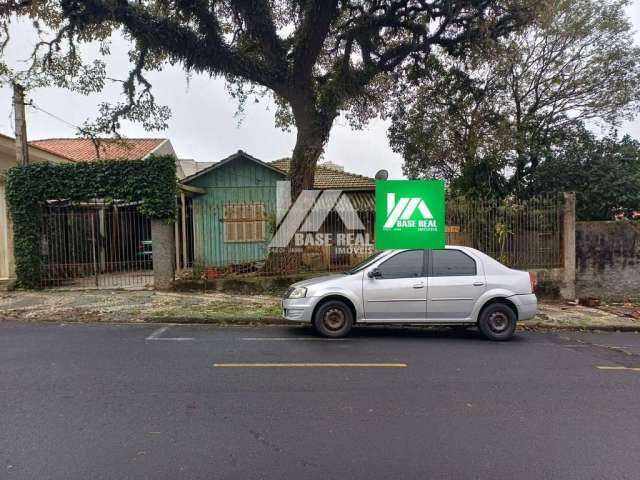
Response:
[[412, 283, 425, 289], [473, 282, 485, 286]]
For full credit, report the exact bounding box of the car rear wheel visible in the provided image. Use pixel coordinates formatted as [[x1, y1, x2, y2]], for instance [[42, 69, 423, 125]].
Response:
[[478, 303, 517, 341], [313, 300, 354, 338]]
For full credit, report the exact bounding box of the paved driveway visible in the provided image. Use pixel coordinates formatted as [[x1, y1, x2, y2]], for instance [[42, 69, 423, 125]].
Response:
[[1, 322, 639, 479]]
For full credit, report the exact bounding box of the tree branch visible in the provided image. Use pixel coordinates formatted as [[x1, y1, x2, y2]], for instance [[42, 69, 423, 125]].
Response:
[[229, 0, 287, 71], [291, 0, 340, 83], [60, 0, 286, 89]]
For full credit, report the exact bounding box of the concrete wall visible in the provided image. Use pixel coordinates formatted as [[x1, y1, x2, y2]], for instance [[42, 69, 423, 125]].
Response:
[[576, 221, 640, 301], [533, 193, 576, 300], [151, 220, 175, 290], [146, 140, 176, 158]]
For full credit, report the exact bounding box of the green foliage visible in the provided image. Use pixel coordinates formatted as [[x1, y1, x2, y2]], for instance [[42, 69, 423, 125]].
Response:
[[1, 1, 533, 192], [390, 0, 640, 197], [526, 128, 640, 220], [6, 155, 177, 288]]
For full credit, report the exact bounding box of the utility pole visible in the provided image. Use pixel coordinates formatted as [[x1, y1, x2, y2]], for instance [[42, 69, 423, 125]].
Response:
[[13, 82, 30, 166]]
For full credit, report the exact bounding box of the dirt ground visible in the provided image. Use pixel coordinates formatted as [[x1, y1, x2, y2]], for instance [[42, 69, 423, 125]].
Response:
[[0, 290, 281, 324], [1, 290, 640, 330]]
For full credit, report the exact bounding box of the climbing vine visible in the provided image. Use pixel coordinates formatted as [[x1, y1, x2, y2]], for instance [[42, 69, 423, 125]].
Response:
[[6, 155, 177, 288]]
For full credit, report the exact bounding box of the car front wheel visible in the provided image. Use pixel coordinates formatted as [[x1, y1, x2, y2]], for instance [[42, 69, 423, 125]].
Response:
[[478, 303, 517, 341], [313, 300, 354, 338]]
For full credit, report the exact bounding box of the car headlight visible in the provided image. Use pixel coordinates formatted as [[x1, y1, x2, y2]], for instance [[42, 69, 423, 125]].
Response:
[[287, 287, 307, 299]]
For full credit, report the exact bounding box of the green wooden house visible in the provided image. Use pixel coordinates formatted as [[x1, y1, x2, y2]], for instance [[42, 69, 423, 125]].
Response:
[[179, 150, 375, 273]]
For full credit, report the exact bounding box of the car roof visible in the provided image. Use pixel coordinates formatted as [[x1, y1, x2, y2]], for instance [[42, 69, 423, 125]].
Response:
[[387, 246, 508, 270], [389, 246, 477, 254]]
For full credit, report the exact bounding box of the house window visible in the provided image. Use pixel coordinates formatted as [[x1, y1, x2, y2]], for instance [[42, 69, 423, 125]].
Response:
[[223, 203, 266, 243]]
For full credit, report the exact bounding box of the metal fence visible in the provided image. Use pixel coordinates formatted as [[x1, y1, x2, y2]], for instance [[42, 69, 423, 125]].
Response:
[[179, 187, 375, 278], [38, 192, 563, 286], [180, 192, 563, 278], [40, 201, 153, 288], [182, 204, 376, 277], [445, 194, 563, 269]]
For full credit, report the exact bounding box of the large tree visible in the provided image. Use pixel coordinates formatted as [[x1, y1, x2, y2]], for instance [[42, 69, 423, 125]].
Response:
[[527, 125, 640, 221], [0, 0, 531, 195], [389, 0, 640, 197]]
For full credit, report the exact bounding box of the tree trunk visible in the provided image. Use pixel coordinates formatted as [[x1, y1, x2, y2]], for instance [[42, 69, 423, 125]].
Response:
[[288, 100, 333, 198], [262, 103, 333, 275]]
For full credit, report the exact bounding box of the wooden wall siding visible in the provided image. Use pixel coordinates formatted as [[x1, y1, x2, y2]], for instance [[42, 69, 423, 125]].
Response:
[[188, 157, 283, 267]]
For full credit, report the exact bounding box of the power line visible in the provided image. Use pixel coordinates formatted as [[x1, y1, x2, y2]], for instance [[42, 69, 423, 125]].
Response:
[[28, 101, 83, 132], [8, 100, 15, 135]]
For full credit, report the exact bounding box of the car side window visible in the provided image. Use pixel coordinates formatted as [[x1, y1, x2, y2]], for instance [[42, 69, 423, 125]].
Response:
[[376, 250, 424, 279], [430, 249, 477, 277]]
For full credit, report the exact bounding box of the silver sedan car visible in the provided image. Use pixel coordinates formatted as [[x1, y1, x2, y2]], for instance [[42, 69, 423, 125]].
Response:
[[282, 247, 537, 341]]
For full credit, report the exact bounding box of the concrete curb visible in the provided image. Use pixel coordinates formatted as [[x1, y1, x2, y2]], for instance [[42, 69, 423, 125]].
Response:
[[3, 315, 640, 332], [153, 319, 640, 331], [154, 320, 640, 332], [0, 316, 299, 326], [145, 317, 299, 326], [519, 322, 640, 333]]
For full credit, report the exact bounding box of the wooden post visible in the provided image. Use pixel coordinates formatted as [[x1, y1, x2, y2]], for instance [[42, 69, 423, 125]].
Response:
[[111, 206, 119, 266], [13, 83, 29, 166], [181, 192, 188, 269], [90, 213, 99, 287], [174, 217, 180, 272], [98, 207, 106, 273]]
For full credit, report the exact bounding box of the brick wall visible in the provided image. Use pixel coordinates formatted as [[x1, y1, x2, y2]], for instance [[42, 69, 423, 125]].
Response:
[[576, 221, 640, 301]]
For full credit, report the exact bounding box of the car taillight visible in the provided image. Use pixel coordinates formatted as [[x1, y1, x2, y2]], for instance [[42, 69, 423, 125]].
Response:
[[529, 272, 536, 293]]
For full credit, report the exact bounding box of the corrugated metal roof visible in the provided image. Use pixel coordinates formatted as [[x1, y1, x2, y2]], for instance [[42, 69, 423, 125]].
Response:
[[308, 191, 374, 212], [346, 191, 375, 211]]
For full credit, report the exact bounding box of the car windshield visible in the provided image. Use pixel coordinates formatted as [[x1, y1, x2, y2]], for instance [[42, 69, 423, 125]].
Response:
[[344, 251, 386, 274]]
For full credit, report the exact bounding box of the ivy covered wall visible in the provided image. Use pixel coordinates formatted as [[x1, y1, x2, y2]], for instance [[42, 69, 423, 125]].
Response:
[[6, 155, 177, 288]]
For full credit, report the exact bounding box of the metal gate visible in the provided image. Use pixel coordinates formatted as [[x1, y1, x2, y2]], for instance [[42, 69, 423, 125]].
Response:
[[40, 201, 153, 288]]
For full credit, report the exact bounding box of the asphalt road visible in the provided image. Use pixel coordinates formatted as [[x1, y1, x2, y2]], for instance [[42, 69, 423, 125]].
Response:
[[1, 321, 639, 480]]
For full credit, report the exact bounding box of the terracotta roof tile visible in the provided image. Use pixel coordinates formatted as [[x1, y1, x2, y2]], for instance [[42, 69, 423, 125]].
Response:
[[270, 158, 374, 190], [28, 138, 166, 162]]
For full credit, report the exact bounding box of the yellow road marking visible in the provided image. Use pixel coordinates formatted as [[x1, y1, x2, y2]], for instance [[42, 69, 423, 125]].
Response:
[[596, 366, 640, 372], [213, 362, 407, 368]]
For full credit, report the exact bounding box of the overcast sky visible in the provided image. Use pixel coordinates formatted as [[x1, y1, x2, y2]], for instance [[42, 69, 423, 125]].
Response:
[[1, 1, 639, 180]]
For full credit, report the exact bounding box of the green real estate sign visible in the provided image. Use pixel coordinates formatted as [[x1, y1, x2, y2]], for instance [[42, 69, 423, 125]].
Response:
[[375, 180, 445, 250]]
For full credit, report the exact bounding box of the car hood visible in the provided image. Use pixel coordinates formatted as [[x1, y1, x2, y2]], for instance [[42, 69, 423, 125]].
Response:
[[290, 274, 346, 289]]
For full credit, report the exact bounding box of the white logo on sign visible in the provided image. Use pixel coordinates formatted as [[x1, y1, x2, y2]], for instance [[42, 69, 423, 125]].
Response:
[[384, 193, 435, 230]]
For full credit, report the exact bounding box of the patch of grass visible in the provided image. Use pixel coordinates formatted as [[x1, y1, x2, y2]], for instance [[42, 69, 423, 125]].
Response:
[[143, 300, 281, 322], [535, 280, 560, 299]]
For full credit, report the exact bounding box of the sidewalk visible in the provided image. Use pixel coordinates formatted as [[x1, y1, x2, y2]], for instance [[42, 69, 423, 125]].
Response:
[[0, 290, 281, 324], [1, 290, 639, 331], [525, 302, 640, 331]]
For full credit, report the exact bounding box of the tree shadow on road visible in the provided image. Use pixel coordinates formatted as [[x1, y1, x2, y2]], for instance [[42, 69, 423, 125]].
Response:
[[288, 324, 529, 343]]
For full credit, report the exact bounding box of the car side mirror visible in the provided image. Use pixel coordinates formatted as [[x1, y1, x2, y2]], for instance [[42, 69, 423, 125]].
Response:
[[368, 268, 382, 279]]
